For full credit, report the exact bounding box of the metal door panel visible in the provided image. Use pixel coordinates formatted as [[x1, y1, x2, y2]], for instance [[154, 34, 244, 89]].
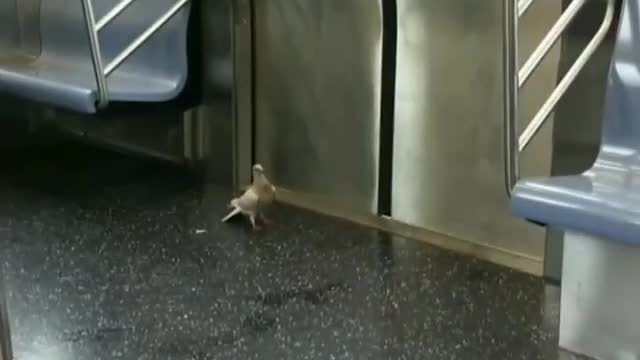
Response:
[[391, 0, 563, 259], [253, 0, 382, 213]]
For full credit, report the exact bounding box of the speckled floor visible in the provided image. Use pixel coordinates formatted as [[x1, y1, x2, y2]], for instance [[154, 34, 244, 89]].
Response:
[[0, 138, 586, 359]]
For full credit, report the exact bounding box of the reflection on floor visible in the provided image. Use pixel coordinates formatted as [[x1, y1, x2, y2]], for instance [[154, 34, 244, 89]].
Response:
[[0, 140, 587, 359]]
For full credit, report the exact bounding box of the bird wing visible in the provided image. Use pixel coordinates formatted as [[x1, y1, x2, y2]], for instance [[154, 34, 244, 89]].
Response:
[[235, 187, 260, 213]]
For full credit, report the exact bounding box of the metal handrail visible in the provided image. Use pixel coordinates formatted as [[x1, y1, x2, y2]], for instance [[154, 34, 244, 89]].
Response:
[[503, 0, 615, 196], [518, 0, 535, 17], [81, 0, 191, 110], [96, 0, 135, 31]]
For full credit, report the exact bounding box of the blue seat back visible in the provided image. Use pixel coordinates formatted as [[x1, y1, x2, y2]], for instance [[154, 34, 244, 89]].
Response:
[[511, 0, 640, 246]]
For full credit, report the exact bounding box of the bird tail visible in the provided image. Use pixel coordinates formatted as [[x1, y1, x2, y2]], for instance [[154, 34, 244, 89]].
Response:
[[221, 205, 241, 222]]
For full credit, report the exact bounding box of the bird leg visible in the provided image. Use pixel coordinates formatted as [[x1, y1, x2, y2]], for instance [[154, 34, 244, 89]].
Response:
[[250, 214, 262, 231]]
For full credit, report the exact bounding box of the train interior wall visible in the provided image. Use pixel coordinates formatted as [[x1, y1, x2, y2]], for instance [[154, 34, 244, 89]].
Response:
[[0, 0, 616, 274]]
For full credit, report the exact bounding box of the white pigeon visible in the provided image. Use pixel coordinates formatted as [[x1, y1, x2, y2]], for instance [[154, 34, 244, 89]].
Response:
[[221, 164, 276, 230]]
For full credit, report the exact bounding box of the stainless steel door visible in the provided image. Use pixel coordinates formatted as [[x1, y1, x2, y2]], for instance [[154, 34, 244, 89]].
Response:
[[391, 0, 563, 262], [253, 0, 383, 213]]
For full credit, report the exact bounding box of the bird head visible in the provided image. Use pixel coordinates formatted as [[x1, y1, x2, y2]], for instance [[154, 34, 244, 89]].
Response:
[[252, 163, 265, 175], [252, 164, 267, 182]]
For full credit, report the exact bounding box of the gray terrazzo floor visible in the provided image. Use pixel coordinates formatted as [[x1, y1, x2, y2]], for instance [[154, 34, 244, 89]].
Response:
[[0, 138, 588, 359]]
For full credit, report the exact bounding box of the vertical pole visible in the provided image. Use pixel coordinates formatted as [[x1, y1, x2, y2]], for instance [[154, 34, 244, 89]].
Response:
[[80, 0, 109, 109], [503, 0, 519, 196]]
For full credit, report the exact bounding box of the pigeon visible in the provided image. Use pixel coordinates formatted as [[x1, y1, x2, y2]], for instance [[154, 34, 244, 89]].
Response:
[[221, 164, 276, 230]]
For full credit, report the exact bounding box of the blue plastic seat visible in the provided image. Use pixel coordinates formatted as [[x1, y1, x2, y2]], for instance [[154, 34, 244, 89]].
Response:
[[512, 0, 640, 246], [0, 0, 190, 114]]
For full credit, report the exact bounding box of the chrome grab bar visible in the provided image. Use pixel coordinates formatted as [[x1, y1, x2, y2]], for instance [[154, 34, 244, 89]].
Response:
[[80, 0, 191, 110], [503, 0, 615, 196], [96, 0, 135, 31], [518, 0, 535, 17]]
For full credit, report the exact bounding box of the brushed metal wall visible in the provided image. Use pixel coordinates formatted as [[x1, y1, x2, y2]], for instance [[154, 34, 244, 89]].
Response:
[[0, 0, 19, 51], [559, 231, 640, 358], [186, 0, 237, 186], [0, 0, 41, 57], [253, 0, 382, 213], [391, 0, 563, 258]]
